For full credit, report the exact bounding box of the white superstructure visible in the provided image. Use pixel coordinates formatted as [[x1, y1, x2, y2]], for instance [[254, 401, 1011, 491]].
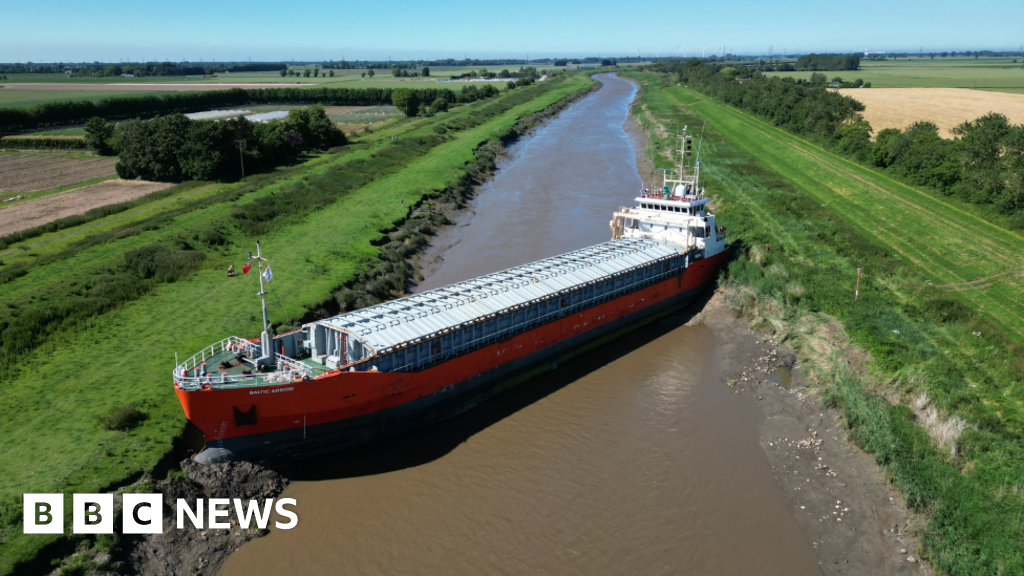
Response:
[[610, 126, 726, 257]]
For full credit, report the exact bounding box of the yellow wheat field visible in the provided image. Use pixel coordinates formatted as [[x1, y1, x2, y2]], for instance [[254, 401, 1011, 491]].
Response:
[[838, 88, 1024, 138]]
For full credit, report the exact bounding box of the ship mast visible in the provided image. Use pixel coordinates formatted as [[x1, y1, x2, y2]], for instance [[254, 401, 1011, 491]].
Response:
[[250, 241, 274, 367], [661, 126, 695, 197]]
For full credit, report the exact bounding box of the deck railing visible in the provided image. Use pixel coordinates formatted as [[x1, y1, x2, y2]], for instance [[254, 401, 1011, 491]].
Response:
[[174, 336, 324, 391]]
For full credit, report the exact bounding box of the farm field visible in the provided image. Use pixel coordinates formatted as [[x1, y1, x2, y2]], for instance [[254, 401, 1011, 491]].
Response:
[[0, 73, 594, 575], [840, 87, 1024, 137], [0, 152, 117, 192], [0, 179, 174, 234], [629, 70, 1024, 573], [0, 72, 519, 108], [0, 88, 182, 108], [0, 66, 566, 85], [767, 57, 1024, 92]]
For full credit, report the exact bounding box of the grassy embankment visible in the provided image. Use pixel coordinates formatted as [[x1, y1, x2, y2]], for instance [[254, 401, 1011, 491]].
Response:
[[766, 56, 1024, 93], [0, 73, 594, 575], [628, 71, 1024, 575]]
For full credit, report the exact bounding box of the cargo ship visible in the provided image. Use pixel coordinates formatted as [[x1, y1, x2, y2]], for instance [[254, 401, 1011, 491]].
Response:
[[174, 128, 730, 463]]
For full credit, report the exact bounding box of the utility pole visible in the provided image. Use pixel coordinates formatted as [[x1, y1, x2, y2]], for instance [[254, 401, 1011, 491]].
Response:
[[235, 140, 246, 179]]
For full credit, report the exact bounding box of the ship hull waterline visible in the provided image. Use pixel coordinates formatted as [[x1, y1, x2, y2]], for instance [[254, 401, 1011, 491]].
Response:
[[179, 248, 729, 464]]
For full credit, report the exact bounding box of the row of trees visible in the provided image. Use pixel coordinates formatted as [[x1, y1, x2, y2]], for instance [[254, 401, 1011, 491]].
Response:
[[661, 59, 1024, 228], [0, 86, 457, 132], [667, 59, 868, 144], [391, 82, 509, 117], [872, 117, 1024, 226], [0, 62, 289, 77], [111, 105, 345, 181], [281, 68, 335, 78], [794, 54, 861, 71]]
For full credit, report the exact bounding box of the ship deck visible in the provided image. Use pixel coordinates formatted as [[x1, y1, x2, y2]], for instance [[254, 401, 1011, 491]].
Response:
[[183, 347, 318, 388]]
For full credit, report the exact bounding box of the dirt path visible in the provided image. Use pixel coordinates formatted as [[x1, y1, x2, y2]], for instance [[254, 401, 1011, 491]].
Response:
[[0, 179, 173, 235], [694, 292, 932, 575]]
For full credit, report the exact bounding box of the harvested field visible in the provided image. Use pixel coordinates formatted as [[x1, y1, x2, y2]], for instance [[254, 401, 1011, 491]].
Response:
[[0, 153, 117, 192], [840, 88, 1024, 138], [0, 179, 173, 235]]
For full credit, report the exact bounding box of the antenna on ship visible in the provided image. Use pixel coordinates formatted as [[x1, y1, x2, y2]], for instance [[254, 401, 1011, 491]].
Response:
[[249, 241, 275, 369], [694, 122, 707, 195]]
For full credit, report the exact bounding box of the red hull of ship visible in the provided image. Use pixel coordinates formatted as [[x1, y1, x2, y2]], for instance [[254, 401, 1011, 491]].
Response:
[[177, 248, 729, 453]]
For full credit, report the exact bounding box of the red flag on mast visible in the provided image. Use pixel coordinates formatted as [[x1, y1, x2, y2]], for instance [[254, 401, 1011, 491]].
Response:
[[242, 261, 251, 274]]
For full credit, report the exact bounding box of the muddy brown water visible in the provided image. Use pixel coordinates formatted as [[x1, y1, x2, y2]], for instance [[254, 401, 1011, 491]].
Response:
[[220, 74, 820, 576]]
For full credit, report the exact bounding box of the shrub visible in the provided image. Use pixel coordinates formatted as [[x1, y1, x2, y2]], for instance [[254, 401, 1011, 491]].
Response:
[[97, 403, 147, 431], [124, 244, 205, 283]]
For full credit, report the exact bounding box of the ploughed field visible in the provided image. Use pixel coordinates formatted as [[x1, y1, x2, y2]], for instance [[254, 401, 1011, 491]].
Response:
[[0, 153, 117, 192], [0, 179, 174, 234], [841, 87, 1024, 138]]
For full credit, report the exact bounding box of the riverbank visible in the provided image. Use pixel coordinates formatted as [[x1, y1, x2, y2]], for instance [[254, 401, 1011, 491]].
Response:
[[696, 289, 933, 575], [626, 73, 935, 574]]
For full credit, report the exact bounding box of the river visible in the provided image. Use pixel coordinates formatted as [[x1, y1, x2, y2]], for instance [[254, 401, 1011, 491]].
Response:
[[219, 73, 820, 576]]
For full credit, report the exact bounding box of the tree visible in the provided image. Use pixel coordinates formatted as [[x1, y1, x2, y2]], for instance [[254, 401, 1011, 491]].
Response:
[[499, 69, 510, 77], [84, 117, 115, 155], [554, 60, 567, 67], [391, 88, 419, 117], [281, 104, 346, 149], [429, 98, 448, 114], [329, 70, 334, 77], [303, 69, 311, 77], [809, 72, 827, 85], [280, 69, 287, 77], [361, 72, 365, 78], [367, 69, 375, 78], [422, 66, 430, 77], [507, 81, 516, 90]]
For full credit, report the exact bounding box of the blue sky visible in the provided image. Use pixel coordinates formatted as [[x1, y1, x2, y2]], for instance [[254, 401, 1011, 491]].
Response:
[[4, 0, 1023, 62]]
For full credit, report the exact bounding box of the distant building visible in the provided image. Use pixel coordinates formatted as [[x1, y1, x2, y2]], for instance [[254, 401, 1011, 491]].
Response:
[[121, 73, 134, 78], [829, 81, 840, 88]]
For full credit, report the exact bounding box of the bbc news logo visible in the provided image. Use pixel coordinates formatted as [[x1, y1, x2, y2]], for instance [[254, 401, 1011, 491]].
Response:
[[23, 494, 297, 534]]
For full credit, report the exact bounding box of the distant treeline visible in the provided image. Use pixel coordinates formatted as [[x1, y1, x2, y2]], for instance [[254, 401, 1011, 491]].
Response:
[[794, 53, 860, 71], [659, 59, 1024, 228], [0, 86, 457, 132], [0, 62, 289, 76]]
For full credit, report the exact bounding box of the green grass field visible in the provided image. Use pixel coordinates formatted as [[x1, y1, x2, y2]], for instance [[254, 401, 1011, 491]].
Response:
[[0, 89, 184, 108], [628, 70, 1024, 574], [0, 67, 526, 109], [0, 73, 594, 575], [765, 56, 1024, 92]]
